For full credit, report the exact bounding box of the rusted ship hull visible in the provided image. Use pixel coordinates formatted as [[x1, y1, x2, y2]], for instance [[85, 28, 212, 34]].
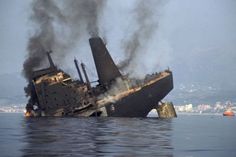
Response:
[[25, 37, 174, 118], [105, 72, 173, 117]]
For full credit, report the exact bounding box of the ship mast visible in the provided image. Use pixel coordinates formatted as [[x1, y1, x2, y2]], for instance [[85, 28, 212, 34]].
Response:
[[46, 50, 56, 69], [81, 62, 91, 89], [74, 57, 84, 83]]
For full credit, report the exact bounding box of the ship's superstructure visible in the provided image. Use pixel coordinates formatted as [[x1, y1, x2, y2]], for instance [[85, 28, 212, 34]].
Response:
[[25, 37, 174, 117]]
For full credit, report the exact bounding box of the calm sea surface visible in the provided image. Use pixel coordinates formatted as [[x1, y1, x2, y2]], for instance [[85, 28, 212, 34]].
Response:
[[0, 113, 235, 157]]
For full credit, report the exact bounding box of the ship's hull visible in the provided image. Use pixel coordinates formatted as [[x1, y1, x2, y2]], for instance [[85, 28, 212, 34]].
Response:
[[25, 37, 174, 118], [105, 72, 173, 117]]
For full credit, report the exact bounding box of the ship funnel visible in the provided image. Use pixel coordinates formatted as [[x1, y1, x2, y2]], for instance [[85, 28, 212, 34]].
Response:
[[46, 51, 55, 68], [89, 37, 121, 85]]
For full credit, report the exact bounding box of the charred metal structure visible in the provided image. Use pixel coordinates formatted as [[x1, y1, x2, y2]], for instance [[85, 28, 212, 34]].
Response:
[[25, 37, 174, 117]]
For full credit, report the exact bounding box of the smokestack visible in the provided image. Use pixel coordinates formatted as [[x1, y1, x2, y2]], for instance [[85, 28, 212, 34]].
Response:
[[74, 57, 84, 83], [89, 37, 121, 85], [81, 62, 91, 89], [46, 51, 55, 68]]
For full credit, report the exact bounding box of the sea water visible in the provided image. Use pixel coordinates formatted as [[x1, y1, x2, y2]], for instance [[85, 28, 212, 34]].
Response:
[[0, 113, 235, 157]]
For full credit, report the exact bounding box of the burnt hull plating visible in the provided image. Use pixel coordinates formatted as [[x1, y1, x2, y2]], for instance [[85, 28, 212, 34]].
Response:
[[25, 37, 174, 118], [105, 73, 173, 117]]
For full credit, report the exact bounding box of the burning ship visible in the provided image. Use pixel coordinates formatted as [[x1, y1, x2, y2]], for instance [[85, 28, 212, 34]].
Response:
[[25, 37, 174, 117]]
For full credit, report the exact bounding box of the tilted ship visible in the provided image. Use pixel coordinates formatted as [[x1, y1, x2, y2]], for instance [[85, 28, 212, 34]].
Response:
[[25, 37, 174, 117]]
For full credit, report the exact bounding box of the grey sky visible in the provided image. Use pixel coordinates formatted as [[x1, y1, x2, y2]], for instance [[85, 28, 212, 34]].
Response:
[[0, 0, 29, 74], [1, 0, 236, 91], [162, 0, 236, 87]]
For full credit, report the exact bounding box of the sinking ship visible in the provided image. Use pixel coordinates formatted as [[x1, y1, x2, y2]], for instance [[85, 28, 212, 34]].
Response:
[[25, 37, 174, 117]]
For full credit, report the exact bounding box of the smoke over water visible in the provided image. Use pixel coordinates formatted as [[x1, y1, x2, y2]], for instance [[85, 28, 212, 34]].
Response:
[[23, 0, 168, 98], [23, 0, 106, 81], [118, 0, 165, 78]]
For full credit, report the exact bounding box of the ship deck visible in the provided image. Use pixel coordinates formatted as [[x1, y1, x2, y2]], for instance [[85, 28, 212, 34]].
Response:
[[97, 71, 172, 107]]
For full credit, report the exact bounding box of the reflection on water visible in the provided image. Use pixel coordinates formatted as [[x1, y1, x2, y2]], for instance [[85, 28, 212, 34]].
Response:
[[21, 117, 173, 156], [1, 114, 236, 156]]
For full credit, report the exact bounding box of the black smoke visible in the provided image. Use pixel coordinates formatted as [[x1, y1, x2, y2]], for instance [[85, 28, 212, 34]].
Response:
[[23, 0, 167, 98], [118, 0, 165, 77], [23, 0, 106, 81]]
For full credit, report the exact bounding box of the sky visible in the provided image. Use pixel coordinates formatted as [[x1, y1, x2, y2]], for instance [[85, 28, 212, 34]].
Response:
[[0, 0, 236, 103], [0, 0, 29, 74]]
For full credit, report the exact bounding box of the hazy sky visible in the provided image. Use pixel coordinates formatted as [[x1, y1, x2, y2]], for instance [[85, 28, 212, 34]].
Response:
[[0, 0, 29, 74], [1, 0, 236, 91]]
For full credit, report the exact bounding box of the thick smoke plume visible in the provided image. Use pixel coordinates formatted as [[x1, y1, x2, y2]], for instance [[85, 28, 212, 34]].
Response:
[[23, 0, 106, 81], [23, 0, 167, 99], [23, 0, 62, 80], [119, 0, 164, 77]]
